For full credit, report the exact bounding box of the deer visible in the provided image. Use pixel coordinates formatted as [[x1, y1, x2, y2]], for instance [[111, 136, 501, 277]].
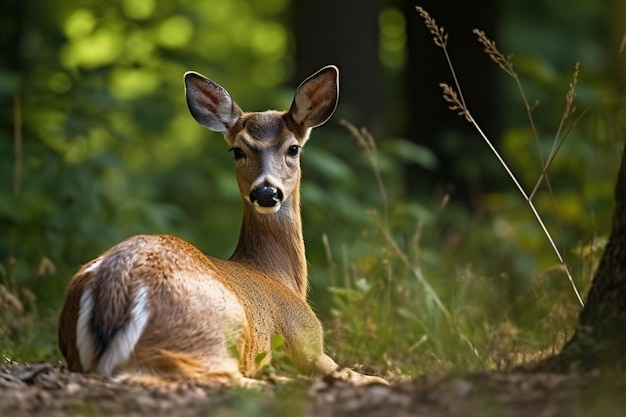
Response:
[[57, 65, 387, 387]]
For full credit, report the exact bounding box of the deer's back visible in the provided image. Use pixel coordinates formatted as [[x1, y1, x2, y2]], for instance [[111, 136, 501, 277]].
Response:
[[59, 234, 313, 377]]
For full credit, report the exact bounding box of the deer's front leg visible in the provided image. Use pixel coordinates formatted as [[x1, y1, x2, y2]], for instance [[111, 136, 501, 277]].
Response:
[[284, 309, 388, 386], [313, 353, 389, 386]]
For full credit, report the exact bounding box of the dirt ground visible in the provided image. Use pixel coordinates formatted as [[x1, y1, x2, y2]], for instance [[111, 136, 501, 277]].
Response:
[[1, 361, 625, 417]]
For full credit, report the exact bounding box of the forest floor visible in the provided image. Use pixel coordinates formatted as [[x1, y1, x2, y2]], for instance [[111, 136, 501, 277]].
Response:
[[2, 362, 625, 417]]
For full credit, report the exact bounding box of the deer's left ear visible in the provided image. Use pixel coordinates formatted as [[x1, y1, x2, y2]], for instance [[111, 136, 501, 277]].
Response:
[[288, 66, 339, 129]]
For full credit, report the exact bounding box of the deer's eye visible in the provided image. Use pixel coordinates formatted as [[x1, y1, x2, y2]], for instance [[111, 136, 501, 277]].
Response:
[[287, 145, 300, 157], [230, 147, 245, 160]]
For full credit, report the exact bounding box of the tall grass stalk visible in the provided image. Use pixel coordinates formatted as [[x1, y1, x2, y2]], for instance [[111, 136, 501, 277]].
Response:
[[340, 120, 390, 222], [416, 6, 585, 307], [341, 121, 450, 320]]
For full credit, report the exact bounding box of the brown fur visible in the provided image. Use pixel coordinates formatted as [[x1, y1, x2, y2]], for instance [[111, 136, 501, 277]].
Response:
[[58, 66, 387, 387]]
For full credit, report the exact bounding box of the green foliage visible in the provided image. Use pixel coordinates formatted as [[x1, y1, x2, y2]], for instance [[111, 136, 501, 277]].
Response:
[[1, 0, 293, 360], [322, 118, 616, 378], [1, 0, 624, 388]]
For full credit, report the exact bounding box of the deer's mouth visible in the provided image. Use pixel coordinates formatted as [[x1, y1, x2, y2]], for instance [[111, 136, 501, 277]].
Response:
[[252, 203, 281, 214]]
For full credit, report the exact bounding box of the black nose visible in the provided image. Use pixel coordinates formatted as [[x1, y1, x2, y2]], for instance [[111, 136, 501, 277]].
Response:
[[250, 186, 283, 207]]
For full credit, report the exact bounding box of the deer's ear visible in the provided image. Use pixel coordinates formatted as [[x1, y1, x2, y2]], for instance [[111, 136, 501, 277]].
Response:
[[184, 71, 243, 133], [288, 66, 339, 129]]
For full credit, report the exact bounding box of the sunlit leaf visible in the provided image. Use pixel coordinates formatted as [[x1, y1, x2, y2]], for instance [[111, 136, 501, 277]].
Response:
[[110, 68, 161, 100], [157, 16, 193, 48], [123, 0, 155, 20], [64, 9, 96, 39]]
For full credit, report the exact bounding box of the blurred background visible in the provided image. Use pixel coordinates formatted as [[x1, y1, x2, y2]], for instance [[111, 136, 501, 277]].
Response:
[[1, 0, 625, 373]]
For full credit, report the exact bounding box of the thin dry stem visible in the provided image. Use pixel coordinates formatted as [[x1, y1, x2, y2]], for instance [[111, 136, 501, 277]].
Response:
[[564, 62, 579, 117], [530, 62, 580, 201], [466, 119, 585, 307], [13, 95, 22, 196], [472, 28, 543, 151], [9, 95, 23, 286], [473, 29, 515, 78], [620, 31, 626, 54], [340, 120, 389, 220], [322, 234, 337, 287]]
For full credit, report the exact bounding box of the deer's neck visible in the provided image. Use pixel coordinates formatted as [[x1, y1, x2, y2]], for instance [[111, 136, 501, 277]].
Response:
[[230, 192, 307, 299]]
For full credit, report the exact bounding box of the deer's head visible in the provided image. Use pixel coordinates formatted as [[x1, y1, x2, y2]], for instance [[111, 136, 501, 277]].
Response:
[[184, 66, 339, 215]]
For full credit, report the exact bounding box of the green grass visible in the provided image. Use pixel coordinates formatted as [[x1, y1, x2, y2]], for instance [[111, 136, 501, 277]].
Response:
[[0, 280, 60, 363], [318, 141, 593, 380]]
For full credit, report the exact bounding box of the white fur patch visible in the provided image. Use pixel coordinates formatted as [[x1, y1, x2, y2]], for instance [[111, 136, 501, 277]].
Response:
[[97, 285, 151, 377], [83, 259, 102, 274], [250, 175, 282, 193], [76, 288, 96, 372], [253, 203, 281, 214]]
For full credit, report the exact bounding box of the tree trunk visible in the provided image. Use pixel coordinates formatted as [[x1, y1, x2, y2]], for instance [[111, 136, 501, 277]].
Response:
[[540, 147, 626, 371]]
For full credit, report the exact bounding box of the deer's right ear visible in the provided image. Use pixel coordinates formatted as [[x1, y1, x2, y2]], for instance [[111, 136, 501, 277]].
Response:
[[289, 65, 339, 130], [184, 71, 243, 133]]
